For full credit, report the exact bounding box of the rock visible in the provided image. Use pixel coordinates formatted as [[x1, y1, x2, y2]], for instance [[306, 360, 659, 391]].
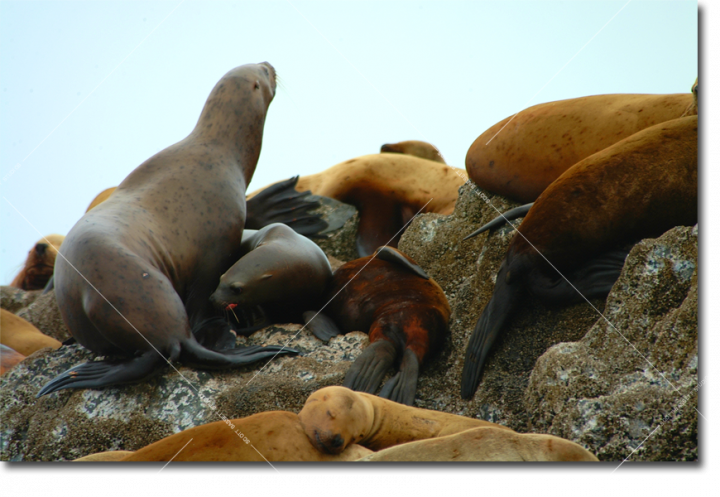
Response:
[[1, 286, 42, 314], [308, 196, 359, 262], [14, 291, 71, 343]]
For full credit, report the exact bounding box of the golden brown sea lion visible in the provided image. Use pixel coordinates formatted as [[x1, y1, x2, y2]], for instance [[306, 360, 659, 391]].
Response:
[[0, 308, 62, 356], [248, 154, 468, 256], [304, 247, 450, 405], [86, 187, 116, 212], [73, 451, 135, 462], [359, 426, 598, 461], [0, 344, 26, 375], [10, 234, 65, 291], [37, 62, 299, 397], [119, 411, 372, 462], [380, 140, 446, 163], [466, 92, 696, 203], [461, 115, 698, 398], [298, 386, 510, 454]]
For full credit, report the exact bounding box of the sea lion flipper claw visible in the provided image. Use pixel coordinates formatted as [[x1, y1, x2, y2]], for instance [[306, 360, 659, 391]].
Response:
[[463, 203, 534, 241], [378, 348, 419, 406], [344, 340, 396, 395], [303, 311, 341, 342], [374, 246, 429, 279]]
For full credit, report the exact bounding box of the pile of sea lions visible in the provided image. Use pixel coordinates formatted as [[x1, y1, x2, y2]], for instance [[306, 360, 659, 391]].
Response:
[[2, 62, 697, 462]]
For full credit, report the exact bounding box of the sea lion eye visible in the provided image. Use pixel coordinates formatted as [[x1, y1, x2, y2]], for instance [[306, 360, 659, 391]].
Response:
[[254, 81, 260, 90], [262, 66, 269, 77]]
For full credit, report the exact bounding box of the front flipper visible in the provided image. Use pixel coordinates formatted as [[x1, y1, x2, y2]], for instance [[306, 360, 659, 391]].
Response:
[[463, 202, 534, 241], [37, 352, 164, 397], [374, 246, 429, 280], [344, 339, 397, 395], [378, 348, 420, 406], [303, 311, 341, 342], [180, 339, 299, 369], [42, 275, 55, 294], [246, 176, 329, 237]]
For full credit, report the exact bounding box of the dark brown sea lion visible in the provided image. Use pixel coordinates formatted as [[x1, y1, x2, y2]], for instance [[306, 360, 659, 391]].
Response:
[[466, 91, 696, 203], [210, 222, 332, 332], [380, 140, 446, 163], [37, 62, 298, 397], [303, 247, 450, 405], [10, 234, 64, 291], [461, 115, 698, 398], [248, 154, 468, 256]]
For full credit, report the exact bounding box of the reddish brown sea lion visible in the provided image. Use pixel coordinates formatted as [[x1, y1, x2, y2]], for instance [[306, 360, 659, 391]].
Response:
[[298, 386, 509, 454], [466, 91, 696, 203], [461, 115, 698, 398], [37, 62, 298, 397], [10, 234, 64, 291], [380, 140, 446, 163], [303, 247, 450, 405], [248, 154, 468, 256], [1, 308, 62, 356]]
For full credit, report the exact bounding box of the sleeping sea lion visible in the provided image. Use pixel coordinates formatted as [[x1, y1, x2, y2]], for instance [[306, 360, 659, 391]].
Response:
[[37, 62, 298, 397], [298, 386, 510, 454], [303, 249, 450, 405], [10, 234, 65, 291], [466, 91, 696, 203], [380, 140, 446, 163], [461, 114, 698, 398], [1, 308, 62, 356]]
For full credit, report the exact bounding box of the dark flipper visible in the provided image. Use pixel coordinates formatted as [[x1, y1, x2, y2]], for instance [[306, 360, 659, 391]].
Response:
[[461, 259, 525, 399], [61, 336, 77, 346], [193, 317, 238, 351], [378, 348, 420, 406], [374, 246, 429, 280], [463, 203, 534, 241], [37, 351, 164, 397], [246, 176, 328, 237], [344, 339, 397, 394], [179, 338, 299, 370], [42, 275, 55, 294], [303, 311, 341, 342], [529, 249, 629, 305]]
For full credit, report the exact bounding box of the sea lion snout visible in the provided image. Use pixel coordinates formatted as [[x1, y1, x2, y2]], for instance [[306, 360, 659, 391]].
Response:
[[311, 429, 345, 455], [35, 243, 48, 256]]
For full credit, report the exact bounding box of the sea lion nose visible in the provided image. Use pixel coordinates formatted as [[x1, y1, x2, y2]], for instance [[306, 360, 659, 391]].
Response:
[[380, 144, 391, 152], [331, 434, 344, 448], [35, 243, 48, 256]]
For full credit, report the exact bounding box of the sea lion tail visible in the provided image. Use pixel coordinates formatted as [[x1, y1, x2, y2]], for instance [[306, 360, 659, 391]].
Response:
[[245, 176, 329, 237], [461, 258, 524, 399], [463, 203, 534, 241]]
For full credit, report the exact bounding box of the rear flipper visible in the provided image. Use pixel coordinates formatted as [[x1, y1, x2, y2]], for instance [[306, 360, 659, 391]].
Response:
[[461, 258, 525, 399], [179, 339, 299, 370], [374, 246, 429, 279], [378, 348, 420, 406], [246, 176, 329, 237], [37, 351, 164, 397], [463, 203, 534, 241], [344, 339, 397, 394], [303, 311, 341, 342], [529, 249, 629, 305]]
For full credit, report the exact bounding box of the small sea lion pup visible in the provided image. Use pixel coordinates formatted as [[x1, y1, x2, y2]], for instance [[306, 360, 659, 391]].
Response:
[[466, 88, 697, 203], [380, 140, 446, 163], [210, 223, 332, 334], [303, 247, 450, 405], [248, 154, 467, 256], [10, 234, 64, 291], [298, 386, 510, 454], [37, 62, 298, 397], [461, 114, 698, 398]]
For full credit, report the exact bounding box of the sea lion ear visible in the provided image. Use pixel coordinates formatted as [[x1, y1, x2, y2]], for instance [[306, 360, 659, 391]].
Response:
[[261, 273, 273, 280], [374, 246, 429, 280]]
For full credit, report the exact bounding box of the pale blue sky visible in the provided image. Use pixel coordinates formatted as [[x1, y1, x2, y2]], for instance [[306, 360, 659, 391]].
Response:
[[0, 0, 698, 282]]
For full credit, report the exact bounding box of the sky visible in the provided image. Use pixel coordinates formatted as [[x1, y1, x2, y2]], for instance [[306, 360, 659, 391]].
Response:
[[0, 0, 699, 281]]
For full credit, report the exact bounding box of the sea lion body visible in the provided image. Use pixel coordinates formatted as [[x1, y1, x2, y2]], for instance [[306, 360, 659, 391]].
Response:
[[249, 154, 467, 256], [305, 249, 450, 405], [359, 426, 598, 462], [467, 92, 696, 203], [0, 308, 62, 356], [38, 63, 298, 397], [10, 234, 64, 291], [0, 344, 27, 375], [120, 411, 372, 462], [298, 386, 509, 454], [74, 451, 135, 462], [380, 140, 446, 163], [461, 115, 698, 398], [210, 223, 332, 329]]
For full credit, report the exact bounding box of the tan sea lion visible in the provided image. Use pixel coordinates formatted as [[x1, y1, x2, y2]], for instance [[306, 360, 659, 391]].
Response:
[[466, 91, 696, 203], [248, 154, 468, 256], [86, 187, 116, 212], [37, 62, 299, 397], [461, 115, 698, 398], [10, 234, 65, 291], [304, 247, 450, 405], [380, 140, 446, 163], [359, 426, 598, 462], [74, 450, 135, 462], [0, 344, 26, 375], [119, 411, 372, 462], [1, 308, 62, 356], [298, 386, 511, 454]]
